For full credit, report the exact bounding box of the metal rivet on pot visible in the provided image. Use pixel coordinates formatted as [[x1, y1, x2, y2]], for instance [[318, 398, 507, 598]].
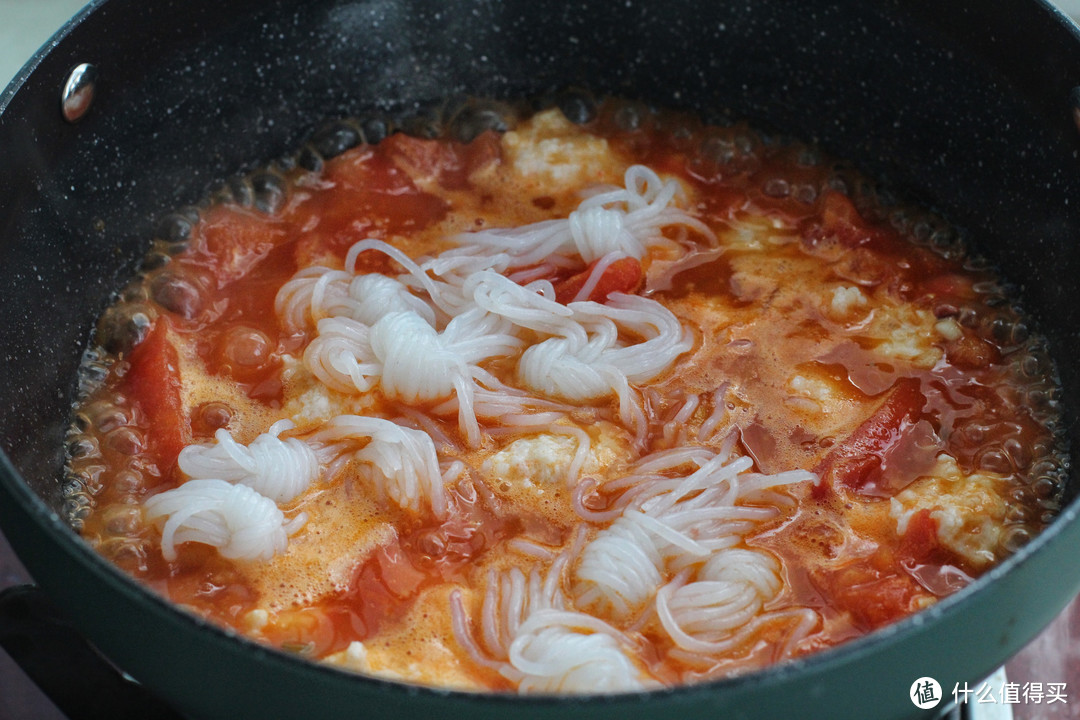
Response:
[[1070, 86, 1080, 135], [61, 63, 97, 123]]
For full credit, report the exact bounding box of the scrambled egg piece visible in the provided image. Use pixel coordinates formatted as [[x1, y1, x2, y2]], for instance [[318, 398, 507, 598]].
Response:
[[483, 424, 627, 489], [280, 355, 379, 432], [502, 109, 620, 189], [787, 373, 841, 407], [485, 432, 579, 487], [890, 454, 1009, 568], [824, 285, 869, 321], [720, 214, 794, 251], [239, 484, 396, 611], [934, 317, 963, 341], [864, 304, 944, 369], [481, 423, 629, 528]]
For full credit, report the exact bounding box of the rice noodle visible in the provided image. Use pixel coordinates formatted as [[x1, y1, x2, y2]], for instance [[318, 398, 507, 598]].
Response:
[[451, 549, 572, 668], [275, 267, 353, 333], [345, 238, 462, 316], [573, 511, 668, 618], [507, 609, 656, 693], [451, 165, 714, 268], [274, 267, 436, 334], [655, 549, 782, 651], [449, 590, 506, 673], [571, 477, 631, 523], [658, 392, 701, 448], [657, 555, 820, 659], [143, 479, 305, 562], [311, 415, 449, 518], [177, 420, 320, 503], [304, 309, 522, 447], [509, 538, 559, 561], [697, 383, 730, 441], [574, 446, 817, 618]]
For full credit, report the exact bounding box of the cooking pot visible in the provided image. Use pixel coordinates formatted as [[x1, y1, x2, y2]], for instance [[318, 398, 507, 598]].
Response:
[[2, 1, 1080, 718]]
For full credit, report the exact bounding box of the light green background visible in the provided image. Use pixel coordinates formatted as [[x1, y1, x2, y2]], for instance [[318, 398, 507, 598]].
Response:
[[1, 0, 90, 90]]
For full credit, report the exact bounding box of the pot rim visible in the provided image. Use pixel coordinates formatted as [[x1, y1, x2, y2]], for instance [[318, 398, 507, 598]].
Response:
[[1, 0, 1079, 709]]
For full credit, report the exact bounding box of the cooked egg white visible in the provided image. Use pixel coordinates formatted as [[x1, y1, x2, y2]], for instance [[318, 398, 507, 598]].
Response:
[[890, 454, 1009, 568], [864, 303, 943, 369], [502, 108, 622, 190]]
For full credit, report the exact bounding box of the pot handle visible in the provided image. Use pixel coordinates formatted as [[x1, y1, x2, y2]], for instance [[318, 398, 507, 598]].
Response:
[[0, 584, 185, 720]]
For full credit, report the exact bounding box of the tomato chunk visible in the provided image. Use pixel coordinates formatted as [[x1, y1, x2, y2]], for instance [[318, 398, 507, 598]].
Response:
[[291, 144, 449, 263], [374, 539, 427, 599], [123, 319, 186, 468], [384, 131, 501, 189], [814, 377, 925, 494], [802, 191, 893, 252], [553, 256, 643, 304], [898, 509, 941, 565], [195, 204, 289, 286], [827, 564, 927, 630]]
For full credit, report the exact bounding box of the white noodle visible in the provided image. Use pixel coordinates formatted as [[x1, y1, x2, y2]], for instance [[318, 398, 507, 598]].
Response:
[[657, 548, 821, 658], [508, 609, 655, 693], [451, 165, 714, 268], [143, 479, 305, 562], [177, 420, 320, 503], [304, 309, 522, 447], [274, 267, 353, 333], [312, 415, 448, 518], [574, 447, 817, 619]]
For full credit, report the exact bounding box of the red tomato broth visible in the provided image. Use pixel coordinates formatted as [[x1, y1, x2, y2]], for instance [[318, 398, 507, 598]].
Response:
[[67, 99, 1066, 690], [599, 104, 1060, 647]]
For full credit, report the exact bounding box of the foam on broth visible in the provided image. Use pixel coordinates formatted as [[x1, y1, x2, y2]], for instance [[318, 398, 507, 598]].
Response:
[[65, 98, 1067, 692]]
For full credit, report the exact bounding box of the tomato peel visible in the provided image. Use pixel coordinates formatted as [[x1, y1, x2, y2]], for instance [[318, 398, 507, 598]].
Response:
[[898, 509, 941, 565], [553, 256, 644, 304], [123, 318, 186, 469], [814, 377, 925, 494]]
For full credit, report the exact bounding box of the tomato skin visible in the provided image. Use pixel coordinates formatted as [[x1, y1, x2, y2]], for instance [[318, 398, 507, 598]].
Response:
[[814, 377, 925, 495], [828, 566, 925, 630], [374, 540, 427, 598], [383, 130, 501, 189], [898, 509, 941, 565], [122, 318, 186, 469], [802, 191, 885, 250], [553, 256, 643, 304], [195, 204, 289, 286]]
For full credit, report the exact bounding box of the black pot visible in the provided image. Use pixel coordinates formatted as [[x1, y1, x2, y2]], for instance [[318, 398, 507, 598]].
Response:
[[2, 1, 1080, 718]]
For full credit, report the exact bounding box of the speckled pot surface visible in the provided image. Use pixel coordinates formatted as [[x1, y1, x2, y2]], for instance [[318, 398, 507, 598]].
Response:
[[2, 1, 1080, 718]]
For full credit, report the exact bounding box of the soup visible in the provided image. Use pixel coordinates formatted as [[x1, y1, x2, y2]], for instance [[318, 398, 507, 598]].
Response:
[[64, 97, 1066, 692]]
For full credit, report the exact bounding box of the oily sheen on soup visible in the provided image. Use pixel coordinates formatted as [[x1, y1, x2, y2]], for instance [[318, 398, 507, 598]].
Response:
[[65, 101, 1067, 693]]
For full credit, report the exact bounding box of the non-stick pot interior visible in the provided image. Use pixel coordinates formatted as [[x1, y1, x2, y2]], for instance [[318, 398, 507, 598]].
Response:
[[2, 1, 1080, 718]]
